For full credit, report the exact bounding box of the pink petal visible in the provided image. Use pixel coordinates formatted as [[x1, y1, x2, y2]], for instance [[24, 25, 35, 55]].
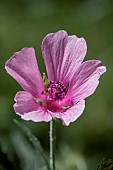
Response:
[[53, 100, 85, 126], [14, 91, 52, 122], [5, 48, 45, 100], [68, 60, 106, 102], [42, 30, 87, 85]]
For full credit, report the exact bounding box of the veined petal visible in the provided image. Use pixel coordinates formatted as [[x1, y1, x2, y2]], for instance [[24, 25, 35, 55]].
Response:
[[42, 30, 87, 85], [68, 60, 106, 102], [52, 100, 85, 126], [14, 91, 52, 122], [5, 48, 45, 100]]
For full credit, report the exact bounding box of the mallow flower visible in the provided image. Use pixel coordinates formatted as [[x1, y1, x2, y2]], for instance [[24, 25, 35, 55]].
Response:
[[5, 30, 106, 126]]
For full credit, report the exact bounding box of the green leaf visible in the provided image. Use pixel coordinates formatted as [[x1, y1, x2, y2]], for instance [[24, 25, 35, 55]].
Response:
[[97, 158, 113, 170], [13, 119, 50, 170]]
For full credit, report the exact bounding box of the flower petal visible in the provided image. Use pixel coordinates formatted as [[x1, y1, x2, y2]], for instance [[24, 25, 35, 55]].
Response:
[[53, 100, 85, 126], [42, 30, 87, 85], [5, 48, 45, 100], [14, 91, 52, 122], [68, 60, 106, 102]]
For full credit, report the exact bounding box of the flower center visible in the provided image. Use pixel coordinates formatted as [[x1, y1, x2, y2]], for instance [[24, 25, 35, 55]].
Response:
[[46, 81, 67, 102]]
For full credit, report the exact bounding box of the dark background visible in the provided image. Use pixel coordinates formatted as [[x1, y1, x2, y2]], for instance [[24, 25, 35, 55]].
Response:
[[0, 0, 113, 169]]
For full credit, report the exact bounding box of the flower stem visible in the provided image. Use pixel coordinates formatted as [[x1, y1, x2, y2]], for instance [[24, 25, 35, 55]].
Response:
[[50, 119, 56, 170]]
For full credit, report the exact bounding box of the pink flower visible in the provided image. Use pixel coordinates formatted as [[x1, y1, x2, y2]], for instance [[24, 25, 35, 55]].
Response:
[[5, 30, 106, 126]]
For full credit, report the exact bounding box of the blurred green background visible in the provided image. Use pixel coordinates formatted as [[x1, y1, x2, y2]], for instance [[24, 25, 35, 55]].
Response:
[[0, 0, 113, 169]]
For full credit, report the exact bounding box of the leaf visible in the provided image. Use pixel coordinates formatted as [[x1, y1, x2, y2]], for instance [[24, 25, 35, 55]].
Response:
[[13, 119, 50, 170], [97, 158, 113, 170], [10, 130, 49, 170]]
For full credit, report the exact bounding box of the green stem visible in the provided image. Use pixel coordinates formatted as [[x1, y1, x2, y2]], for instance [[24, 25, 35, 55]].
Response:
[[50, 119, 56, 170]]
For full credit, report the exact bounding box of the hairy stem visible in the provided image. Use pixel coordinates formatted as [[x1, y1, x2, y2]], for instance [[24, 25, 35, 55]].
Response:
[[50, 119, 56, 170]]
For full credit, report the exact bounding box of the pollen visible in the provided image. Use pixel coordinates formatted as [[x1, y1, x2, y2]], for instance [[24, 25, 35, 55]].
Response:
[[46, 81, 67, 102]]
